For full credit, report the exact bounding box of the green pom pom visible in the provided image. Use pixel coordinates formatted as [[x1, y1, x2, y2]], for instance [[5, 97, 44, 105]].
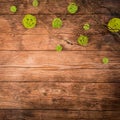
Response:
[[102, 57, 109, 64], [77, 35, 88, 46], [83, 23, 90, 30], [22, 14, 37, 29], [52, 18, 63, 29], [67, 2, 78, 14], [107, 18, 120, 32], [10, 6, 17, 13], [32, 0, 39, 7], [56, 45, 63, 52]]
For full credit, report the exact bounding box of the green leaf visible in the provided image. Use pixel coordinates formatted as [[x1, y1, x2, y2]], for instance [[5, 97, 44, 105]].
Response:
[[56, 45, 63, 52], [32, 0, 39, 7], [102, 57, 109, 64], [77, 35, 88, 46], [10, 6, 17, 13], [52, 18, 63, 29]]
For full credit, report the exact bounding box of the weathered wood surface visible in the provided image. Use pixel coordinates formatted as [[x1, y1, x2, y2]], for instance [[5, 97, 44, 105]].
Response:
[[0, 82, 119, 110], [0, 51, 119, 68], [0, 0, 120, 119], [0, 110, 120, 120], [0, 14, 120, 50], [0, 68, 119, 82], [0, 0, 120, 15]]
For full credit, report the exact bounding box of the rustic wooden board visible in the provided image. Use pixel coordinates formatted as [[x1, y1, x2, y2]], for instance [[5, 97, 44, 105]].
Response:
[[0, 14, 120, 50], [0, 33, 120, 51], [0, 51, 119, 68], [0, 82, 119, 110], [0, 110, 120, 120], [0, 15, 115, 35], [0, 0, 120, 15], [0, 68, 119, 82], [0, 0, 120, 119]]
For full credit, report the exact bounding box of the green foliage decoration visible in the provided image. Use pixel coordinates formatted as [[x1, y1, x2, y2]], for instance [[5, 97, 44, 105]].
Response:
[[10, 5, 17, 13], [107, 18, 120, 32], [32, 0, 39, 7], [67, 2, 78, 14], [52, 18, 63, 29], [77, 35, 88, 46], [56, 45, 63, 52], [83, 23, 90, 30], [22, 14, 37, 29], [102, 57, 109, 64]]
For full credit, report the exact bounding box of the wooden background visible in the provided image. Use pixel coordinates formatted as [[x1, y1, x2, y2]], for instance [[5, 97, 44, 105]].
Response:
[[0, 0, 120, 119]]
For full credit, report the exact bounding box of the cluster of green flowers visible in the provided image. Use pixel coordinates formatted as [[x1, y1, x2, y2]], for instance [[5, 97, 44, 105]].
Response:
[[10, 1, 120, 64]]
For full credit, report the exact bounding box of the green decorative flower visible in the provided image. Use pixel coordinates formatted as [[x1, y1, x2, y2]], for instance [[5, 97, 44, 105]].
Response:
[[83, 23, 90, 30], [10, 5, 17, 13], [102, 57, 109, 64], [32, 0, 39, 7], [107, 18, 120, 32], [56, 45, 63, 52], [67, 2, 78, 14], [77, 35, 88, 46], [22, 14, 37, 29], [52, 18, 63, 29]]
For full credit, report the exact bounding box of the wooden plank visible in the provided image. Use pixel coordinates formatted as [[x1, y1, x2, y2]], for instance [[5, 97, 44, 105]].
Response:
[[0, 51, 119, 69], [0, 0, 119, 119], [0, 14, 112, 35], [0, 0, 120, 15], [0, 110, 120, 120], [0, 14, 120, 51], [0, 82, 119, 110], [0, 68, 120, 82], [0, 33, 119, 51]]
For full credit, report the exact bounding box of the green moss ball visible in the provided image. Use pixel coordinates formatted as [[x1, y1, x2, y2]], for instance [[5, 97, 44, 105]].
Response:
[[107, 18, 120, 32], [102, 57, 109, 64], [10, 6, 17, 13], [32, 0, 39, 7], [77, 35, 88, 46], [67, 2, 78, 14], [52, 18, 63, 29], [22, 14, 37, 29], [56, 45, 63, 52], [83, 23, 90, 30]]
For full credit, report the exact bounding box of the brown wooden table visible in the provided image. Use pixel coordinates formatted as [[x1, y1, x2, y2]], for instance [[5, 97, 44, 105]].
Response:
[[0, 0, 120, 119]]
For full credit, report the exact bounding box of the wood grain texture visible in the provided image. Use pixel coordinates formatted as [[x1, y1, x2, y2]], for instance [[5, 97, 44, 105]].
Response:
[[0, 33, 120, 51], [0, 110, 120, 120], [0, 82, 119, 110], [0, 51, 119, 68], [0, 14, 113, 35], [0, 0, 120, 15], [0, 13, 119, 50], [0, 68, 119, 82], [0, 0, 120, 119]]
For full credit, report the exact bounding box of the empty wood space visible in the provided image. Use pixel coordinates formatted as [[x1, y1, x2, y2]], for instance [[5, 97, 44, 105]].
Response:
[[0, 0, 120, 120]]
